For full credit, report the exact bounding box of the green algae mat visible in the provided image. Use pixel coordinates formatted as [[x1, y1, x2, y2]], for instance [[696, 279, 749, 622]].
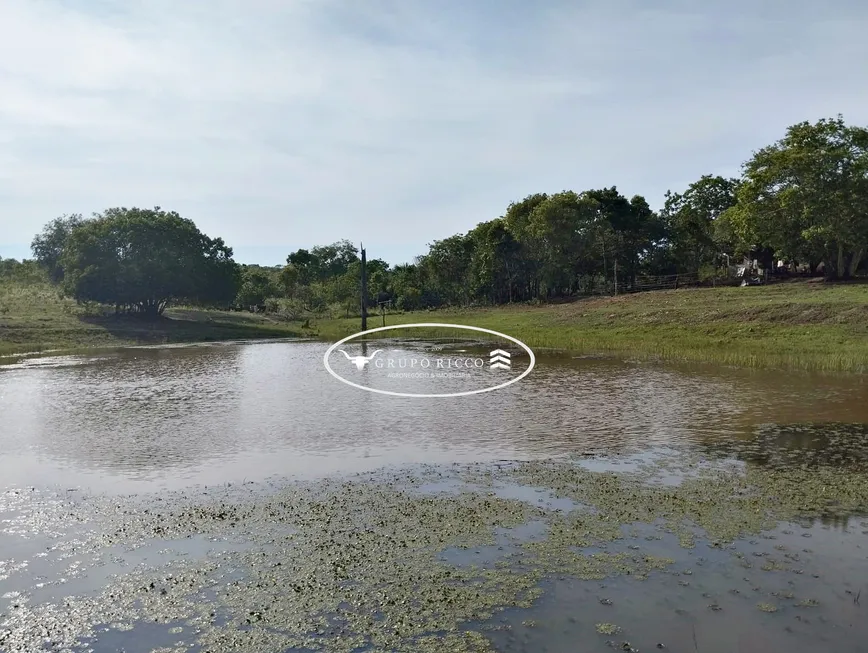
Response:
[[1, 424, 867, 652]]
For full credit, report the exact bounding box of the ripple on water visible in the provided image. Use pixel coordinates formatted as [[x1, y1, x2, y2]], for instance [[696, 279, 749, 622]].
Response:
[[2, 340, 867, 492]]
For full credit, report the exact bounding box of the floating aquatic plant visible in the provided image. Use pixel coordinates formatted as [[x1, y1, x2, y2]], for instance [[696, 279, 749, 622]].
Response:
[[596, 622, 621, 635], [1, 435, 866, 652]]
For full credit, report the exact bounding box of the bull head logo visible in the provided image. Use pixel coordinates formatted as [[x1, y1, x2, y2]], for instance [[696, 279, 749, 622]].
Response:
[[339, 349, 383, 370]]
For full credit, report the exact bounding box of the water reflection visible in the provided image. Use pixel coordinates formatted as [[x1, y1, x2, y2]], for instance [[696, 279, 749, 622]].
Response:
[[482, 518, 867, 653], [2, 347, 246, 480], [698, 422, 868, 470], [0, 341, 867, 492]]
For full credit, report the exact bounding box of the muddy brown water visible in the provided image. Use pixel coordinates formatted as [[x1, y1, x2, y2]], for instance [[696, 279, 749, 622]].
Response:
[[1, 339, 867, 652]]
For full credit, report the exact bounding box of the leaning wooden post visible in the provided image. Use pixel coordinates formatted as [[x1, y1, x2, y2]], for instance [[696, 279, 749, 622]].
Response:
[[360, 243, 368, 331]]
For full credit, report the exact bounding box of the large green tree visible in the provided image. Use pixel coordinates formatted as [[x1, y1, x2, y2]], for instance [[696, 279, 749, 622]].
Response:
[[419, 234, 475, 306], [467, 219, 521, 303], [59, 207, 240, 316], [727, 116, 868, 280], [312, 240, 360, 279], [526, 191, 598, 296], [286, 240, 360, 285], [286, 248, 318, 285], [502, 193, 549, 299], [661, 175, 740, 274], [580, 187, 662, 291], [31, 213, 86, 283]]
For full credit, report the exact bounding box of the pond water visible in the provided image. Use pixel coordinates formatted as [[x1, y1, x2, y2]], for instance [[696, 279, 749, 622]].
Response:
[[0, 339, 867, 652], [2, 340, 866, 493]]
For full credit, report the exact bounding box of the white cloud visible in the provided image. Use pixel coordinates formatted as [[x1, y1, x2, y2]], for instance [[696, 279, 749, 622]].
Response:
[[1, 0, 867, 264]]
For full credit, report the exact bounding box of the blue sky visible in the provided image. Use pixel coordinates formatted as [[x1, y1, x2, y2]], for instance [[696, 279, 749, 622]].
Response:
[[1, 0, 867, 266]]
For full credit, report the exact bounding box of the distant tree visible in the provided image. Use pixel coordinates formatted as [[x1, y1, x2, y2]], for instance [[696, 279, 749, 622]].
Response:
[[311, 240, 359, 279], [0, 257, 44, 283], [527, 191, 598, 296], [235, 267, 279, 308], [390, 263, 425, 310], [420, 234, 474, 305], [660, 175, 739, 274], [196, 237, 242, 308], [582, 187, 648, 289], [257, 116, 868, 309], [727, 116, 868, 279], [627, 194, 668, 280], [502, 193, 549, 298], [365, 258, 391, 302], [0, 256, 16, 278], [59, 206, 240, 317], [31, 214, 86, 283], [468, 219, 521, 303], [580, 191, 668, 287], [320, 265, 359, 315], [286, 240, 360, 286], [279, 264, 299, 298], [286, 248, 319, 285]]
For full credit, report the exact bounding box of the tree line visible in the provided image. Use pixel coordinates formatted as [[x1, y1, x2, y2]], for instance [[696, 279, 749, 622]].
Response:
[[8, 115, 866, 319]]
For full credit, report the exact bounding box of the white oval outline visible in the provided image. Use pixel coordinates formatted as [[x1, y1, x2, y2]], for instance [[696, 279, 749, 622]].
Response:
[[323, 323, 536, 398]]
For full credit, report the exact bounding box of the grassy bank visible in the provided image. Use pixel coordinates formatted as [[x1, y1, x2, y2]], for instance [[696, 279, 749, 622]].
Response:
[[312, 280, 868, 373], [3, 278, 867, 373], [0, 280, 305, 358]]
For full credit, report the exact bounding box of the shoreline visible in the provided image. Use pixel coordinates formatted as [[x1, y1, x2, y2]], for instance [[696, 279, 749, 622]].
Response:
[[2, 281, 867, 373]]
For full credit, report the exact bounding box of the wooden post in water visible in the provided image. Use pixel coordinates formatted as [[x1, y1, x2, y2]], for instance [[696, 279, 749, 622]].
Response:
[[360, 243, 368, 331]]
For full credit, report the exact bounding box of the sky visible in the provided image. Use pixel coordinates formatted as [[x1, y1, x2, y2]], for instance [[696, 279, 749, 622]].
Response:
[[1, 0, 867, 267]]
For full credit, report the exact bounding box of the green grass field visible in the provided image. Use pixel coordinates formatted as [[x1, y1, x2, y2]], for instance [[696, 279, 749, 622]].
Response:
[[0, 280, 306, 358], [2, 278, 867, 372], [312, 280, 868, 373]]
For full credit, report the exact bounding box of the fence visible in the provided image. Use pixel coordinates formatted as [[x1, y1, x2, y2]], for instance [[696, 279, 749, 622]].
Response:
[[614, 271, 703, 294]]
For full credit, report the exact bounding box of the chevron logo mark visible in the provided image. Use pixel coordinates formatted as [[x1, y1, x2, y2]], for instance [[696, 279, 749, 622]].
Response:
[[489, 349, 511, 370]]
